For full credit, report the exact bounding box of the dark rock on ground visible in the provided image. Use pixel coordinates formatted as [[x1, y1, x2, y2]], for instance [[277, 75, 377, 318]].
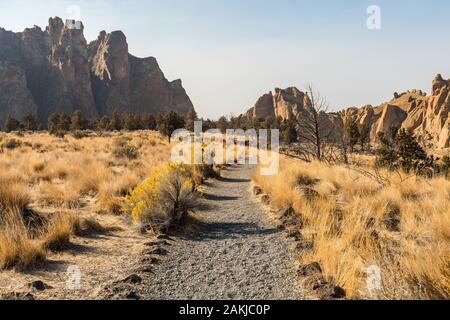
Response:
[[140, 256, 160, 265], [28, 280, 51, 291], [116, 274, 142, 285], [297, 262, 322, 278], [142, 247, 168, 256], [286, 229, 302, 241], [156, 234, 173, 241], [253, 186, 262, 196], [315, 283, 346, 300], [261, 195, 271, 205]]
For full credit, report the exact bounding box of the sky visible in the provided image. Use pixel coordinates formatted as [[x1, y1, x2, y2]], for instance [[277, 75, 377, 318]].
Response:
[[0, 0, 449, 119]]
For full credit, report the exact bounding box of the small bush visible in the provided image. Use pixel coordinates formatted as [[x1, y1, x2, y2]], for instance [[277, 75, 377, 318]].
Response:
[[124, 163, 197, 232], [72, 130, 90, 140], [52, 130, 66, 138], [1, 138, 22, 150], [113, 144, 139, 160]]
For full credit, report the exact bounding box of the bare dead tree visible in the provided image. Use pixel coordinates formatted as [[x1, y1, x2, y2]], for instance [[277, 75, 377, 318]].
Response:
[[296, 85, 336, 161]]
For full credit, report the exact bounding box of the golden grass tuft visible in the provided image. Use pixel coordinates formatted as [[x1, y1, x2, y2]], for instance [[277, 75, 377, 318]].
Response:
[[41, 213, 74, 252], [72, 217, 122, 236], [0, 210, 46, 270], [0, 175, 30, 215]]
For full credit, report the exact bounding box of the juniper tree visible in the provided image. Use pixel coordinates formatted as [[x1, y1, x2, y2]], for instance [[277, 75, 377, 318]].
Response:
[[71, 110, 88, 131], [110, 111, 123, 131], [48, 112, 70, 135], [123, 113, 142, 131], [343, 114, 360, 152], [159, 111, 185, 142], [281, 119, 298, 145], [21, 111, 38, 131], [185, 107, 198, 132], [4, 115, 20, 133], [142, 113, 157, 130], [358, 124, 371, 151]]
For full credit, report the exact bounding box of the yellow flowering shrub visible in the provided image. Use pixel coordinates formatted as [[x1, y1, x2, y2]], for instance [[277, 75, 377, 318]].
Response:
[[124, 163, 196, 228]]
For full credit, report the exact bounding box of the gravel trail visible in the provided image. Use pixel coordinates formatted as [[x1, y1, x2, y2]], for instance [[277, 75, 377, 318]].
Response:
[[138, 165, 303, 300]]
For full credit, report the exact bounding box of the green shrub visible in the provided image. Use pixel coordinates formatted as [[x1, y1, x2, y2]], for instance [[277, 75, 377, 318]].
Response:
[[375, 129, 435, 175]]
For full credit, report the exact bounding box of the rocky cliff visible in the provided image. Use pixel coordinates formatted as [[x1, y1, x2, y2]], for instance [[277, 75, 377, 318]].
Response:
[[339, 75, 449, 149], [246, 75, 450, 149], [246, 87, 311, 120], [0, 17, 194, 127]]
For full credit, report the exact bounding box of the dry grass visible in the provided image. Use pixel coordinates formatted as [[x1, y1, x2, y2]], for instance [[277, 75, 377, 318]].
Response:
[[253, 156, 450, 299], [72, 216, 123, 236], [0, 174, 30, 215], [0, 131, 172, 270], [0, 131, 170, 209], [41, 213, 74, 252], [0, 209, 46, 270]]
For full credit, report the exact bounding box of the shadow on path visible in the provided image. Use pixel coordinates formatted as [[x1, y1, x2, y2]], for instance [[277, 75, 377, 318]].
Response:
[[216, 176, 251, 183], [202, 193, 241, 201], [181, 222, 279, 241]]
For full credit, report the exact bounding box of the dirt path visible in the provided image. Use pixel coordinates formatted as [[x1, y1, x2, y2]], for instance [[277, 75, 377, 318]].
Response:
[[137, 165, 304, 300]]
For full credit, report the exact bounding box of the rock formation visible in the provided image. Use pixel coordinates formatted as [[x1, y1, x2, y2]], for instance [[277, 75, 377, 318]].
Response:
[[0, 62, 37, 123], [246, 75, 449, 149], [246, 87, 311, 120], [0, 17, 194, 127], [339, 77, 449, 149]]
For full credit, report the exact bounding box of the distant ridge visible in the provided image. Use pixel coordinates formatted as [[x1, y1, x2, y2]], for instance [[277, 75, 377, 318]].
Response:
[[245, 75, 450, 149]]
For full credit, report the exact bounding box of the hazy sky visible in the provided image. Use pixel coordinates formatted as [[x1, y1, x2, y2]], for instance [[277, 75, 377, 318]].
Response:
[[0, 0, 449, 119]]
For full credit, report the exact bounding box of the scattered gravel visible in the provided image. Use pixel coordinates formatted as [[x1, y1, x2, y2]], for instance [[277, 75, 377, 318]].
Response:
[[137, 165, 305, 300]]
